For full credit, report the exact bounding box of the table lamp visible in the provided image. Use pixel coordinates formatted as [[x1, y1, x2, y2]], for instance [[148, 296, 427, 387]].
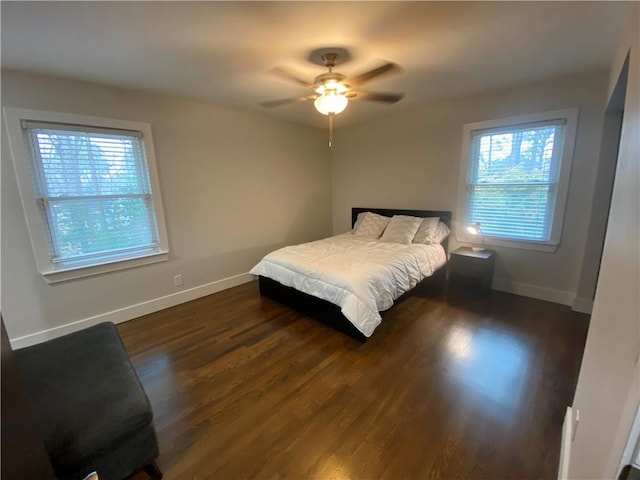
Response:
[[466, 222, 485, 251]]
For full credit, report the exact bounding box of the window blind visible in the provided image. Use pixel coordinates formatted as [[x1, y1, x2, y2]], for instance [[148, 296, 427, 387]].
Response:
[[24, 122, 161, 268], [465, 120, 566, 242]]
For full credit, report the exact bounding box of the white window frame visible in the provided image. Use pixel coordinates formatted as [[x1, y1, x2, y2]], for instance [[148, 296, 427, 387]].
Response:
[[4, 108, 169, 283], [456, 108, 579, 252]]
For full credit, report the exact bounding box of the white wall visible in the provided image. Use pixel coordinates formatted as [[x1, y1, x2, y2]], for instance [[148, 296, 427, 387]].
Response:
[[569, 4, 640, 478], [332, 71, 608, 305], [1, 70, 333, 345], [575, 108, 623, 310]]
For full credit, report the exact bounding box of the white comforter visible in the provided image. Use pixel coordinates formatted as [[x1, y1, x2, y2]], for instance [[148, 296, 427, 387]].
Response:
[[250, 233, 447, 337]]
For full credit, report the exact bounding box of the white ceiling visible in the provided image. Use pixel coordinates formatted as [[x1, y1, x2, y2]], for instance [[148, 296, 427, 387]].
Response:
[[1, 1, 626, 128]]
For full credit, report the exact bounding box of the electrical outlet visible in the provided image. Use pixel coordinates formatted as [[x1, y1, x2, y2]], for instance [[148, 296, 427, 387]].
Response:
[[173, 274, 183, 286]]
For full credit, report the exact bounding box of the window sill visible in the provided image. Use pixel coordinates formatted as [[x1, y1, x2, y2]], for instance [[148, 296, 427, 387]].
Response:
[[41, 251, 169, 283], [456, 234, 559, 253]]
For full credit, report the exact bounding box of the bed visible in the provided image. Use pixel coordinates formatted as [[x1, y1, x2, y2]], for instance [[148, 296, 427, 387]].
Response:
[[251, 208, 452, 341]]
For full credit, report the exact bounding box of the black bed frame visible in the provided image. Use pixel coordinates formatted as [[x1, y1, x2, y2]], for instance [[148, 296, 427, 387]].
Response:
[[258, 208, 452, 341]]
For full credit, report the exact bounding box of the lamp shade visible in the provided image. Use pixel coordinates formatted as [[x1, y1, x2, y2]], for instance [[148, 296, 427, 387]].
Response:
[[467, 222, 482, 235], [314, 92, 348, 115]]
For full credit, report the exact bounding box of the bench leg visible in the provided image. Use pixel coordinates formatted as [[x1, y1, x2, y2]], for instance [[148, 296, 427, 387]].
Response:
[[143, 461, 163, 479]]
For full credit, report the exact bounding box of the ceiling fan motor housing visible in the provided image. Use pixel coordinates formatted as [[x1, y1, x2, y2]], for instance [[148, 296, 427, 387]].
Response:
[[314, 72, 348, 94]]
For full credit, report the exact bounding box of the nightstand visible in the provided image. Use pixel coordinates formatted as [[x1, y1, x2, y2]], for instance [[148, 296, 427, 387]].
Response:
[[448, 247, 495, 295]]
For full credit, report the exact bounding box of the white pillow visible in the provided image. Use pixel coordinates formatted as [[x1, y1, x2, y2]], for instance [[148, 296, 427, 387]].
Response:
[[379, 215, 424, 244], [430, 222, 451, 244], [352, 212, 390, 239], [412, 217, 440, 244]]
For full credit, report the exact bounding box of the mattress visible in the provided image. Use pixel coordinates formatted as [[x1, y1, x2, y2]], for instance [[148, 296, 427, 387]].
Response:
[[250, 233, 447, 337]]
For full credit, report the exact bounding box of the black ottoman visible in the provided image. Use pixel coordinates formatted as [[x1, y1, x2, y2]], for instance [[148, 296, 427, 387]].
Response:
[[13, 322, 161, 480]]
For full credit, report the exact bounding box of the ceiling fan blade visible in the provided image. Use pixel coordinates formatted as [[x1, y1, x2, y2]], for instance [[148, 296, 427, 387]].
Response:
[[348, 62, 402, 86], [260, 96, 313, 108], [352, 91, 405, 103], [268, 66, 313, 88]]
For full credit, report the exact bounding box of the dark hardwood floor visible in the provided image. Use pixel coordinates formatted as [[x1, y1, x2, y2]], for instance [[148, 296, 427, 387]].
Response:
[[120, 280, 589, 480]]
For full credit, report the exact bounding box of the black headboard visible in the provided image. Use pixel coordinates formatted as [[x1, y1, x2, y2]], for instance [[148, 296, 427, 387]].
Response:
[[351, 207, 452, 253]]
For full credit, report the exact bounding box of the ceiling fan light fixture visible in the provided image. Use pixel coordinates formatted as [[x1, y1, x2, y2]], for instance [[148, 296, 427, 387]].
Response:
[[314, 91, 348, 115]]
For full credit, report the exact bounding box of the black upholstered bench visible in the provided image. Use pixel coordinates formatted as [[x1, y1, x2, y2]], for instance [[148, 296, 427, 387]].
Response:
[[13, 322, 161, 480]]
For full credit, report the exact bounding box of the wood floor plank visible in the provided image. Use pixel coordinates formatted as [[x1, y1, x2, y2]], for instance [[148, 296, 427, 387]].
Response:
[[121, 280, 588, 480]]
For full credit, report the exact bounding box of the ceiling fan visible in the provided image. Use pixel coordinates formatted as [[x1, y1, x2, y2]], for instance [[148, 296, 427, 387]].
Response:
[[261, 53, 404, 148]]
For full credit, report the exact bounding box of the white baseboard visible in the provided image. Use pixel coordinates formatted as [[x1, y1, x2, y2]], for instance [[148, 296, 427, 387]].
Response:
[[10, 272, 255, 349], [572, 297, 594, 314], [493, 278, 575, 306], [558, 406, 573, 480]]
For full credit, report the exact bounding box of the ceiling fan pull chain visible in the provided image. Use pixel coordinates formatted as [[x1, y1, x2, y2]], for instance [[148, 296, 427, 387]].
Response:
[[328, 113, 334, 150]]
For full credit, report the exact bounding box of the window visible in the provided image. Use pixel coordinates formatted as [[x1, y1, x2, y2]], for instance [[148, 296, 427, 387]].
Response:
[[457, 109, 578, 251], [4, 109, 169, 282]]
